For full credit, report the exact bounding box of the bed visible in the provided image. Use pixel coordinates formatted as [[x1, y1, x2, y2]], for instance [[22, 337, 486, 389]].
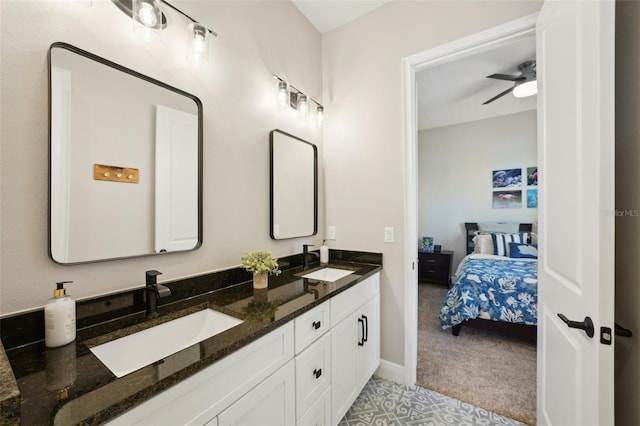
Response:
[[439, 222, 538, 341]]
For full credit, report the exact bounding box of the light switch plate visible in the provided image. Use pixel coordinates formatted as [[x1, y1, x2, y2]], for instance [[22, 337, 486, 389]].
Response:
[[327, 226, 336, 240], [384, 227, 394, 243]]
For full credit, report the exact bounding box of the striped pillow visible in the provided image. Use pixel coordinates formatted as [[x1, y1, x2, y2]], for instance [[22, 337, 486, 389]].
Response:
[[491, 232, 529, 257]]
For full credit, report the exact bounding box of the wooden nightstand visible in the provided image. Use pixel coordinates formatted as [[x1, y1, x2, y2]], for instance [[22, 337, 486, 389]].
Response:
[[418, 250, 453, 287]]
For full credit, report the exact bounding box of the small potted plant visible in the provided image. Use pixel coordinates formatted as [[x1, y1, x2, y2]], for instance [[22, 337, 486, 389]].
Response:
[[241, 250, 281, 289]]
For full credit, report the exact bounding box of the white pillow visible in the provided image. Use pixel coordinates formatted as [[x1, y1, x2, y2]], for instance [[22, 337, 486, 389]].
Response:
[[472, 234, 494, 254]]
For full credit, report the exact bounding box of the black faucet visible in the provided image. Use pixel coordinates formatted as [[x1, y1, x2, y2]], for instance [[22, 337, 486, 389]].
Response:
[[302, 244, 320, 270], [145, 270, 172, 318]]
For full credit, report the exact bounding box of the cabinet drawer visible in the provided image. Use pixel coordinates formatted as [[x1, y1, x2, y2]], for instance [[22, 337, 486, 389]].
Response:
[[297, 386, 331, 426], [295, 333, 331, 420], [294, 301, 330, 354], [331, 274, 379, 327]]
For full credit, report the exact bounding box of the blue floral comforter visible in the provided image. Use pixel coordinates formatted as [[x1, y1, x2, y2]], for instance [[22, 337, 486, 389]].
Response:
[[439, 255, 538, 329]]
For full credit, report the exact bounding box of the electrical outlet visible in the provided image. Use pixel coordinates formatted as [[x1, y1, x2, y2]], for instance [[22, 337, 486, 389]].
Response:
[[384, 227, 394, 243], [327, 226, 336, 240]]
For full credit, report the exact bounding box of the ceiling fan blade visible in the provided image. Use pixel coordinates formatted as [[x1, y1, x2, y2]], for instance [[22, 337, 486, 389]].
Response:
[[486, 73, 525, 81], [482, 86, 515, 105]]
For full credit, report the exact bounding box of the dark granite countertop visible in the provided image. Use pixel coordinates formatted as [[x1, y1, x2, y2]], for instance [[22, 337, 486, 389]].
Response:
[[0, 250, 382, 425]]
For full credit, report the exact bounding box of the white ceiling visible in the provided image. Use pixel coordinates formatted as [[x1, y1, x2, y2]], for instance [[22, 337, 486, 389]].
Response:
[[291, 1, 537, 131], [291, 0, 392, 33], [417, 34, 537, 130]]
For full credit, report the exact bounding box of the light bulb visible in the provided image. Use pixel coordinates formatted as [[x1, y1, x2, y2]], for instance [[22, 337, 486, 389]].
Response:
[[297, 94, 308, 118], [193, 28, 206, 52], [278, 81, 288, 108], [316, 106, 324, 127], [138, 2, 158, 27], [133, 0, 162, 42], [186, 23, 209, 66], [513, 80, 537, 98]]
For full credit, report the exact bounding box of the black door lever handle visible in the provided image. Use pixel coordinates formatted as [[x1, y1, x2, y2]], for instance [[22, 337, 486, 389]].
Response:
[[615, 323, 633, 338], [558, 313, 595, 338]]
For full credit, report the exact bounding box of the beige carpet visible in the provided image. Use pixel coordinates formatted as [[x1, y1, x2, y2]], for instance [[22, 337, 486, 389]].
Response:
[[417, 282, 537, 425]]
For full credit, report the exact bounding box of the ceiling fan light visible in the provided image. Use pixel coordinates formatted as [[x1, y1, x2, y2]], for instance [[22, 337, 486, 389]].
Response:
[[513, 80, 538, 98]]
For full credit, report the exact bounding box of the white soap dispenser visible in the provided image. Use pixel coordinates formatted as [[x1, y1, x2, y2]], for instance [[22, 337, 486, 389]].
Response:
[[45, 281, 76, 348], [320, 240, 329, 264]]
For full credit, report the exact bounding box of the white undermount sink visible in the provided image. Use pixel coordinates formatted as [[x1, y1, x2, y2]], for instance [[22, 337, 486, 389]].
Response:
[[301, 267, 355, 282], [90, 309, 243, 378]]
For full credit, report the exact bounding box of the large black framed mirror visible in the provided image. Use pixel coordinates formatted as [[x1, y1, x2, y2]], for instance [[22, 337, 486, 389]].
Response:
[[269, 129, 317, 240], [49, 42, 203, 264]]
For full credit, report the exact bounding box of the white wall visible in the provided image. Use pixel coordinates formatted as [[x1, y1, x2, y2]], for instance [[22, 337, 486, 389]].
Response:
[[418, 111, 538, 270], [322, 0, 542, 366], [614, 1, 640, 424], [0, 0, 323, 315]]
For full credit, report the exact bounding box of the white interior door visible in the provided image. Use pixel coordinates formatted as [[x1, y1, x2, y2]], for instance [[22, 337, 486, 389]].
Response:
[[155, 105, 199, 253], [536, 1, 615, 425]]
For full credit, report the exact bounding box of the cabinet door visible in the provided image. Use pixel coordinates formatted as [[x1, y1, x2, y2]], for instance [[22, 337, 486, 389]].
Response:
[[218, 359, 296, 426], [297, 386, 331, 426], [330, 312, 359, 425], [356, 295, 380, 389]]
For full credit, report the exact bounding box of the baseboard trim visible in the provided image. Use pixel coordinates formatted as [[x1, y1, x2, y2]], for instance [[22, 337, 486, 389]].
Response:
[[375, 359, 406, 385]]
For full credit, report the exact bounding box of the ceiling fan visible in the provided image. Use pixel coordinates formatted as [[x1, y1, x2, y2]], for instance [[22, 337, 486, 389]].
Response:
[[482, 60, 537, 105]]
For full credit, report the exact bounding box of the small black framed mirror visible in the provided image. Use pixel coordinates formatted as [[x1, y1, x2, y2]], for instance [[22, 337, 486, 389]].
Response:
[[269, 129, 317, 240]]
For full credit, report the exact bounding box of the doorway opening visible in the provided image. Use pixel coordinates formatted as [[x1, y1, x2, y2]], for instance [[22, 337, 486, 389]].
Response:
[[402, 13, 538, 424]]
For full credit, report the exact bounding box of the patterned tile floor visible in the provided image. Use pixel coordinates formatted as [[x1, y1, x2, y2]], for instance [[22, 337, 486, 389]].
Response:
[[340, 376, 526, 426]]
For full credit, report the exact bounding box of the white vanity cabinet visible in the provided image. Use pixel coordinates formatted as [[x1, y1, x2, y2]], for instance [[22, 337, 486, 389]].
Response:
[[104, 272, 380, 426], [330, 274, 380, 425]]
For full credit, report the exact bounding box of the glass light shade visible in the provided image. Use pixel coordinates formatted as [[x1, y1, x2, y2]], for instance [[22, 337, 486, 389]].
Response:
[[297, 94, 308, 117], [186, 23, 209, 66], [513, 80, 538, 98], [278, 81, 288, 108], [316, 106, 324, 127], [133, 0, 162, 42]]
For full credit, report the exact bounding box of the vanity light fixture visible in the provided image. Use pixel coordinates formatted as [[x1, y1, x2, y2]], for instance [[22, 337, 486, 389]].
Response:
[[186, 22, 210, 65], [272, 75, 324, 125], [112, 0, 217, 64], [132, 0, 163, 41], [316, 106, 324, 127], [278, 81, 289, 109], [297, 94, 309, 118]]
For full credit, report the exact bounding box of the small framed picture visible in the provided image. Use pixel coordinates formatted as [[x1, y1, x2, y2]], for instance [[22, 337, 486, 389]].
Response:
[[422, 236, 434, 252], [527, 167, 538, 186], [492, 168, 522, 189], [527, 188, 538, 208], [492, 190, 522, 209]]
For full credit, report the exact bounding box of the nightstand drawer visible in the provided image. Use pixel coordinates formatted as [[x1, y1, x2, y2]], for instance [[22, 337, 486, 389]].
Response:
[[419, 268, 448, 282], [419, 254, 448, 268]]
